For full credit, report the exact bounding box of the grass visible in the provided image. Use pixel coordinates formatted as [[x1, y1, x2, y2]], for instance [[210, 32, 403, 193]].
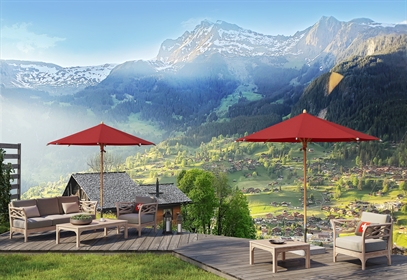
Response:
[[0, 253, 222, 280]]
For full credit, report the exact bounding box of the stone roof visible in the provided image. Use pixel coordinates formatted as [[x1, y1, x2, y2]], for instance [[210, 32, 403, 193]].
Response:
[[70, 172, 191, 209]]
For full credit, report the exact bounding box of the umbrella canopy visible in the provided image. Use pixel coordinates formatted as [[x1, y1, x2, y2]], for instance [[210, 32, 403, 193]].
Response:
[[47, 122, 155, 217], [236, 110, 379, 241]]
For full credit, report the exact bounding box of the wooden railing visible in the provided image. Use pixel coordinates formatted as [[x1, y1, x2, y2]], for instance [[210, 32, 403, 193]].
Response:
[[0, 143, 21, 200]]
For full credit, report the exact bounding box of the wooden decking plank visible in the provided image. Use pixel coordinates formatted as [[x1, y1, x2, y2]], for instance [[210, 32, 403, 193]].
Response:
[[177, 232, 191, 247], [165, 233, 181, 251], [148, 232, 165, 250], [1, 229, 407, 280], [115, 234, 139, 251], [156, 234, 173, 251], [137, 228, 158, 251]]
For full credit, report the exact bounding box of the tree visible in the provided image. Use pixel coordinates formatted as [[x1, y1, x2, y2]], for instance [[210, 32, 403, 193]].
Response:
[[87, 152, 123, 172], [177, 169, 217, 234], [212, 171, 232, 236], [217, 190, 256, 239], [0, 149, 13, 225]]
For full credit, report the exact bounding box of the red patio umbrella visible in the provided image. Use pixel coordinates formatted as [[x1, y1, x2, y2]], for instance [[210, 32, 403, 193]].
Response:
[[47, 122, 155, 217], [236, 110, 379, 242]]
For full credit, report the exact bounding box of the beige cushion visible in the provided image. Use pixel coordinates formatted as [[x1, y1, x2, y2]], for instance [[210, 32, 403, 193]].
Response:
[[23, 205, 40, 218], [336, 235, 387, 252], [118, 213, 155, 224], [62, 202, 80, 214], [360, 212, 390, 223]]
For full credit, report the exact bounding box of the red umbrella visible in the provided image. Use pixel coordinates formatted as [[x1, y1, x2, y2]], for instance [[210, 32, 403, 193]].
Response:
[[47, 122, 155, 217], [236, 110, 379, 241]]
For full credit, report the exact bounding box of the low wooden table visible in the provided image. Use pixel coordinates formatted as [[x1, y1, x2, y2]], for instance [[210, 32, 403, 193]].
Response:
[[249, 240, 310, 273], [56, 219, 128, 248]]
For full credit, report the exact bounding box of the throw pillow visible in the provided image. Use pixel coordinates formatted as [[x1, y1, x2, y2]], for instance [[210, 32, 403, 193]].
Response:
[[23, 205, 40, 218], [62, 202, 80, 214], [134, 203, 143, 213], [355, 221, 378, 236]]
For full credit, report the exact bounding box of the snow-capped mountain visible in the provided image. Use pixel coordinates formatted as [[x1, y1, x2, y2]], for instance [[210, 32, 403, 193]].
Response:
[[156, 16, 407, 68], [156, 20, 304, 64], [2, 16, 406, 96], [0, 60, 116, 95]]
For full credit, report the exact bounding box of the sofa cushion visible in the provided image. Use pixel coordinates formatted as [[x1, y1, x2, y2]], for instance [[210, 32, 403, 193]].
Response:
[[57, 196, 79, 214], [43, 214, 72, 225], [360, 212, 390, 223], [13, 217, 53, 229], [118, 213, 155, 224], [36, 197, 60, 216], [62, 202, 80, 214], [23, 205, 40, 218], [11, 199, 37, 208], [336, 235, 387, 252]]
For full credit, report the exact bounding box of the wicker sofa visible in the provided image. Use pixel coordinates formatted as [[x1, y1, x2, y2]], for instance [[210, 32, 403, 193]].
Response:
[[115, 196, 158, 236], [8, 196, 98, 242]]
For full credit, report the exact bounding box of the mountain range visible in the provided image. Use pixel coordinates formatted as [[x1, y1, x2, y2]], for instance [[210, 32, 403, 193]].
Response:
[[1, 16, 407, 190]]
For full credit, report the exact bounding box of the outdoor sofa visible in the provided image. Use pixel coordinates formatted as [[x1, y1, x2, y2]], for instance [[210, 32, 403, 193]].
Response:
[[115, 196, 158, 236], [8, 196, 98, 242]]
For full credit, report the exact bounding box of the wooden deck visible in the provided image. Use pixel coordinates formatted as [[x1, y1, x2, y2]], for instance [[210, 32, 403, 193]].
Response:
[[1, 228, 407, 279]]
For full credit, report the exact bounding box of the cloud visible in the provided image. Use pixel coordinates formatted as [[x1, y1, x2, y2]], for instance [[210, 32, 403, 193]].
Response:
[[1, 22, 65, 54], [181, 17, 212, 31]]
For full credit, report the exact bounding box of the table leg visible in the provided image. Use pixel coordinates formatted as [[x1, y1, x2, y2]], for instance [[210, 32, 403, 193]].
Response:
[[282, 251, 286, 261], [305, 247, 310, 269], [56, 227, 60, 244], [272, 249, 277, 273], [249, 243, 254, 265], [123, 224, 128, 239], [76, 229, 81, 248], [104, 227, 108, 236]]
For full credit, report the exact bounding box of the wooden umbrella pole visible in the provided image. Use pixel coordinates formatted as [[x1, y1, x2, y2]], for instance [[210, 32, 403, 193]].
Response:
[[303, 141, 308, 243], [100, 145, 104, 218]]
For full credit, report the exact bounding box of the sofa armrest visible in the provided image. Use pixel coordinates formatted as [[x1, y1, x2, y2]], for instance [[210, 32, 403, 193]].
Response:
[[331, 218, 358, 233], [79, 200, 98, 215], [362, 222, 393, 240], [138, 202, 158, 216], [115, 202, 134, 216], [8, 205, 28, 221]]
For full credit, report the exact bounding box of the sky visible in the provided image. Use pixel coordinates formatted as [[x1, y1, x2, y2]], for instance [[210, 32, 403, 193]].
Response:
[[1, 0, 407, 67]]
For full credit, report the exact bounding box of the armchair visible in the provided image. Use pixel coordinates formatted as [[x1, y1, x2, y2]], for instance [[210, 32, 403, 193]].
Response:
[[115, 196, 158, 237], [331, 212, 393, 270]]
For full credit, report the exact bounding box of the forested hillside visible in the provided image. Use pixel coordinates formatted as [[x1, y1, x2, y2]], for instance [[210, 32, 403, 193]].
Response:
[[293, 40, 407, 142]]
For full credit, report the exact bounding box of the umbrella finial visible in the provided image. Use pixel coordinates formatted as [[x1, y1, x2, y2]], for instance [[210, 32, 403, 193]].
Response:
[[100, 121, 104, 124], [303, 109, 307, 113]]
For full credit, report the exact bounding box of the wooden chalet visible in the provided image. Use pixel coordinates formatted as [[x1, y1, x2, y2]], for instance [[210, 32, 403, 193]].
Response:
[[63, 172, 191, 223]]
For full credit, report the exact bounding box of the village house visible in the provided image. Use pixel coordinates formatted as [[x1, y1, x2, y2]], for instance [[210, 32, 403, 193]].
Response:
[[63, 172, 191, 223]]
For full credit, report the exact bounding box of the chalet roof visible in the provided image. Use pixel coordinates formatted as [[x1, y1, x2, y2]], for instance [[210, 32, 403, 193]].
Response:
[[69, 172, 191, 209]]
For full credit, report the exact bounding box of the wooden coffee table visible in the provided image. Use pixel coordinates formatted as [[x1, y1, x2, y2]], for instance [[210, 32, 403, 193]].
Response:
[[249, 239, 310, 273], [56, 219, 128, 248]]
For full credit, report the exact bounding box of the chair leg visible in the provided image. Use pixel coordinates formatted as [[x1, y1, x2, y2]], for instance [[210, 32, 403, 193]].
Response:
[[386, 254, 391, 266], [361, 257, 366, 270]]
